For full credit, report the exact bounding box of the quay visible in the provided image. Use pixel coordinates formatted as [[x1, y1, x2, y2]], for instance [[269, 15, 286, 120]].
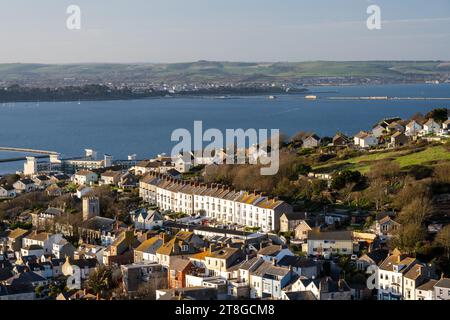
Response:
[[0, 147, 59, 155]]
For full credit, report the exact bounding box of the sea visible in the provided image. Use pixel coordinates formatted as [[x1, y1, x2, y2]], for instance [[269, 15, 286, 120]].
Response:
[[1, 83, 449, 174]]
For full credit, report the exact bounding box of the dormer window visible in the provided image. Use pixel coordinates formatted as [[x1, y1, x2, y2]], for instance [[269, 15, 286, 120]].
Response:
[[181, 245, 189, 252]]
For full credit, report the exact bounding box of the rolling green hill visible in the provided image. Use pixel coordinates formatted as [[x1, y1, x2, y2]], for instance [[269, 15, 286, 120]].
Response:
[[0, 61, 448, 85]]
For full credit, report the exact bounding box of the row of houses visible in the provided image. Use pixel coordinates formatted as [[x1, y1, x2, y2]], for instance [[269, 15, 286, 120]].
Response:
[[373, 249, 449, 300], [354, 116, 450, 148], [71, 169, 137, 188], [0, 173, 69, 199], [139, 173, 293, 232]]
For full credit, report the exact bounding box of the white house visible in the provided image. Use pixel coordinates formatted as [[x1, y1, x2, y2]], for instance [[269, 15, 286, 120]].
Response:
[[354, 131, 378, 148], [13, 179, 36, 193], [131, 208, 164, 230], [360, 135, 378, 148], [415, 279, 437, 300], [99, 170, 122, 186], [33, 175, 52, 189], [289, 277, 351, 300], [61, 257, 98, 289], [307, 230, 354, 257], [440, 119, 450, 135], [174, 155, 193, 173], [405, 120, 423, 136], [434, 278, 450, 300], [248, 259, 293, 299], [133, 236, 163, 263], [421, 119, 441, 135], [0, 185, 16, 199], [302, 135, 321, 149], [72, 170, 98, 185], [22, 232, 64, 255], [376, 250, 418, 300], [372, 124, 387, 138], [257, 245, 294, 263], [76, 185, 93, 199], [20, 244, 45, 258]]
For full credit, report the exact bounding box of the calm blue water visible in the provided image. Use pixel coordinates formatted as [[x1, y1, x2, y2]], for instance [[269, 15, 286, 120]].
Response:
[[1, 83, 449, 174]]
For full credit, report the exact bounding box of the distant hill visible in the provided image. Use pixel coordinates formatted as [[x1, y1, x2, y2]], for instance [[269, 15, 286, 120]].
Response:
[[0, 61, 449, 86]]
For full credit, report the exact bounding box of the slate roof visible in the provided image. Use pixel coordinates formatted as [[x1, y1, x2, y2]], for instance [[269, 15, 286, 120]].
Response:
[[379, 254, 416, 272], [258, 245, 283, 257], [25, 231, 51, 242], [284, 291, 317, 300], [416, 279, 438, 291], [7, 228, 30, 239], [6, 271, 47, 285], [277, 255, 317, 269], [75, 170, 96, 176], [404, 264, 426, 280], [209, 247, 240, 260], [134, 237, 163, 253], [319, 277, 351, 293], [281, 212, 306, 220], [68, 258, 98, 269], [307, 230, 352, 241], [169, 257, 192, 272], [363, 249, 389, 265], [435, 278, 450, 289]]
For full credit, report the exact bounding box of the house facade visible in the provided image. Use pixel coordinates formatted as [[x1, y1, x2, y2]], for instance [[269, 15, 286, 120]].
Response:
[[73, 170, 98, 185], [307, 230, 354, 256], [139, 173, 293, 232]]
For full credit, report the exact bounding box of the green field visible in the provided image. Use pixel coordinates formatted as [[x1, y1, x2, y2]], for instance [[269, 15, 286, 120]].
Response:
[[0, 60, 448, 83], [314, 145, 450, 174]]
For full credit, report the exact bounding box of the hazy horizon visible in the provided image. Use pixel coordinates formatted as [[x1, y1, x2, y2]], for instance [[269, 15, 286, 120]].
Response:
[[1, 59, 450, 65], [1, 0, 450, 63]]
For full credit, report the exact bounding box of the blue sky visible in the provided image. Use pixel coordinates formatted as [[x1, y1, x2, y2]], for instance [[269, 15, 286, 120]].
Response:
[[1, 0, 450, 63]]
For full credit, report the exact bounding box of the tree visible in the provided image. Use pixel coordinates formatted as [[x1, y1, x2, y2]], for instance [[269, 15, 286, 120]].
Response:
[[435, 225, 450, 259], [364, 178, 389, 211], [434, 163, 450, 184], [398, 197, 432, 225], [391, 223, 426, 254], [426, 108, 448, 123], [369, 160, 401, 182], [331, 170, 362, 190], [86, 266, 118, 297], [35, 285, 45, 298], [393, 177, 430, 210]]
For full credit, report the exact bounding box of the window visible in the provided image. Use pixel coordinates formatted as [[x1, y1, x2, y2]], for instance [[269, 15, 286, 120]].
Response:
[[181, 245, 189, 252]]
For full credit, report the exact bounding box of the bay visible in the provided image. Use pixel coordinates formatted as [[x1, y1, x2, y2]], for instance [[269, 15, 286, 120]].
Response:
[[0, 83, 449, 174]]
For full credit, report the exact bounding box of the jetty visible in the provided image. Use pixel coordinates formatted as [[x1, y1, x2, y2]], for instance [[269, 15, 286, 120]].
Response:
[[0, 147, 59, 155]]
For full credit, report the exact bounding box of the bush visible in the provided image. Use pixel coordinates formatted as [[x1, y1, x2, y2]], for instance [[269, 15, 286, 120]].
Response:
[[331, 170, 362, 190]]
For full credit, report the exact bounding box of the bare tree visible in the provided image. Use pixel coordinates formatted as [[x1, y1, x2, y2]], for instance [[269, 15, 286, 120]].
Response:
[[435, 225, 450, 259]]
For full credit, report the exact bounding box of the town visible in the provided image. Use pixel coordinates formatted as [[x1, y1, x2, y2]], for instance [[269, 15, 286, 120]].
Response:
[[0, 107, 449, 301]]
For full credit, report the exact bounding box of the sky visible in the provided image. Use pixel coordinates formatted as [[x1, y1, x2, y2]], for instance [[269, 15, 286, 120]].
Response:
[[1, 0, 450, 63]]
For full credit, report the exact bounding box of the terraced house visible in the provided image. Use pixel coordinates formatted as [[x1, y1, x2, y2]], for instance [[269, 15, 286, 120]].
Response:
[[139, 173, 293, 232]]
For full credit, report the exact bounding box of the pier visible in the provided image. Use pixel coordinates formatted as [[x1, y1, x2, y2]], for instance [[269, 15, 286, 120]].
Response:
[[0, 147, 59, 155], [328, 96, 450, 101], [0, 155, 49, 163]]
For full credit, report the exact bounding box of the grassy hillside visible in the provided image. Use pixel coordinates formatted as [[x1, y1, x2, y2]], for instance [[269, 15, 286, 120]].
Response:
[[0, 61, 448, 84], [314, 145, 450, 174]]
